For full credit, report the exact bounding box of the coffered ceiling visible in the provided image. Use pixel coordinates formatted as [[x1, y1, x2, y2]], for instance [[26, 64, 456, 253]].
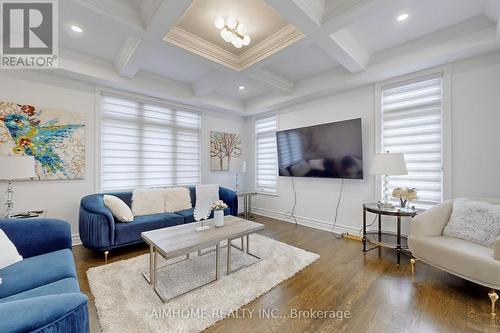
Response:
[[51, 0, 500, 115]]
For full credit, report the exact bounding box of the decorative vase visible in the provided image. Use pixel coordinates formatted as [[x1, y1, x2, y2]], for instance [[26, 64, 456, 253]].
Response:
[[214, 209, 224, 228]]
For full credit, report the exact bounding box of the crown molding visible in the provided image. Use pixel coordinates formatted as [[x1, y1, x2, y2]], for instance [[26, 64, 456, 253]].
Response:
[[164, 25, 304, 71], [292, 0, 325, 25]]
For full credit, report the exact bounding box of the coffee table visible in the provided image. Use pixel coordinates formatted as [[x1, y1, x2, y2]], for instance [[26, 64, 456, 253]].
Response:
[[141, 215, 264, 302]]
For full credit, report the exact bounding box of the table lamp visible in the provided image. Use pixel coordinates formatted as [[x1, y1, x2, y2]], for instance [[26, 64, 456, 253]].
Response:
[[229, 159, 246, 193], [370, 152, 407, 207], [0, 156, 35, 218]]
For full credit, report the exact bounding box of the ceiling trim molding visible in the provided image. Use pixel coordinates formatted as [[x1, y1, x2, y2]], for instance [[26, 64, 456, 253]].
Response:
[[165, 27, 241, 70], [164, 25, 304, 71], [249, 69, 295, 94]]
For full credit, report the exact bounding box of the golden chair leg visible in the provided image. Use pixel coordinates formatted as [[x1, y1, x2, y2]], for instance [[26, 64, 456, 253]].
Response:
[[104, 250, 109, 264], [410, 258, 416, 280], [488, 289, 498, 316]]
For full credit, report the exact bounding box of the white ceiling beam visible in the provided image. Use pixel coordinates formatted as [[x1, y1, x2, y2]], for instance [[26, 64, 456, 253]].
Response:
[[264, 0, 368, 73], [57, 49, 244, 114], [69, 0, 144, 31], [114, 0, 193, 78], [322, 0, 397, 33], [482, 0, 500, 38], [249, 69, 294, 94]]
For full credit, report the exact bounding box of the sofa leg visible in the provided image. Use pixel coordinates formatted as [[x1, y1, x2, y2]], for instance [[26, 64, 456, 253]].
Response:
[[104, 250, 109, 264], [410, 258, 417, 280], [489, 289, 498, 316]]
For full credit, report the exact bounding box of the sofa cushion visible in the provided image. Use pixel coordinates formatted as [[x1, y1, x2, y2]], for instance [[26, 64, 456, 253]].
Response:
[[114, 213, 184, 245], [176, 207, 231, 223], [164, 187, 192, 212], [0, 249, 76, 299], [409, 235, 500, 289], [443, 198, 500, 248], [0, 277, 80, 303], [131, 188, 165, 216]]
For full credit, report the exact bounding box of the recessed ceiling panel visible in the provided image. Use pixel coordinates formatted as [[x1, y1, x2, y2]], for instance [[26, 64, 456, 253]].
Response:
[[345, 0, 485, 55], [266, 45, 340, 82], [164, 0, 304, 71]]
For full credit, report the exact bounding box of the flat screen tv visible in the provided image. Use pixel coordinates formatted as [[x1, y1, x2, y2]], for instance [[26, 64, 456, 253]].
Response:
[[276, 118, 363, 179]]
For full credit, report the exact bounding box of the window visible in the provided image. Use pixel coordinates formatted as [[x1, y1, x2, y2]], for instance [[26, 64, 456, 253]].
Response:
[[255, 114, 278, 194], [100, 93, 201, 191], [380, 76, 443, 209]]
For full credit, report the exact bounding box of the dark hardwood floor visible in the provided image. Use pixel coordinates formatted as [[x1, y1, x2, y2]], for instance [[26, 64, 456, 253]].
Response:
[[73, 215, 499, 333]]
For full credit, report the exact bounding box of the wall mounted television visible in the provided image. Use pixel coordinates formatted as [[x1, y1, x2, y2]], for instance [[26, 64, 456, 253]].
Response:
[[276, 118, 363, 179]]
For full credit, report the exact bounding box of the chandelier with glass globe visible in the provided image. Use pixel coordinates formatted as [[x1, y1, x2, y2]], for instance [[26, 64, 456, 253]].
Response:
[[214, 16, 251, 49]]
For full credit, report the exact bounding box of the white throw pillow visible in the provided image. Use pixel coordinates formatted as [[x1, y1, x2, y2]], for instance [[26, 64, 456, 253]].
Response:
[[164, 187, 192, 212], [132, 188, 165, 216], [443, 198, 500, 248], [103, 195, 133, 222], [0, 229, 23, 269]]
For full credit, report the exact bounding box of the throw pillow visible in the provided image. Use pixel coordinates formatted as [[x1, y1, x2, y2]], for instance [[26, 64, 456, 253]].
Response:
[[443, 198, 500, 248], [0, 229, 23, 269], [131, 188, 165, 216], [164, 187, 192, 212], [103, 195, 133, 222]]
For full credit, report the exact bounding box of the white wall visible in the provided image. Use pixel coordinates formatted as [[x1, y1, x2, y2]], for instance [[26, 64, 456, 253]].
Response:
[[248, 51, 500, 235], [0, 71, 246, 240]]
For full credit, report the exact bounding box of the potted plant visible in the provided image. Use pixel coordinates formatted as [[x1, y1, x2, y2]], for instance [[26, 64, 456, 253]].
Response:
[[211, 200, 228, 227], [391, 187, 417, 208]]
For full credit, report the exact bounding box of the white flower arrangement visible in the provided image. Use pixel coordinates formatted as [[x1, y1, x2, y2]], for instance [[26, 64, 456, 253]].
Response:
[[392, 187, 418, 201], [211, 200, 228, 211]]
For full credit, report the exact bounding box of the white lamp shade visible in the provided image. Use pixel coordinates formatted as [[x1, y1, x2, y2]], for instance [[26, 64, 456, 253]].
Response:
[[370, 153, 408, 175], [226, 16, 237, 29], [214, 16, 225, 29], [229, 160, 247, 173], [0, 156, 35, 180]]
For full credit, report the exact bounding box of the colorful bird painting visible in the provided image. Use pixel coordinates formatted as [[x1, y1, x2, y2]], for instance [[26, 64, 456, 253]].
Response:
[[0, 112, 84, 177]]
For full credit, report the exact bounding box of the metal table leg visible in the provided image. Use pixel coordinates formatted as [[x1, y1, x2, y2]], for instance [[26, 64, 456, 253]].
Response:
[[215, 243, 221, 280], [397, 216, 401, 266], [362, 208, 367, 252], [226, 239, 232, 275]]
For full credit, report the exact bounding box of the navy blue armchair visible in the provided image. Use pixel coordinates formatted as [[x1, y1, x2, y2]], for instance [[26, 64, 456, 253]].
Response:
[[79, 186, 238, 253], [0, 219, 89, 333]]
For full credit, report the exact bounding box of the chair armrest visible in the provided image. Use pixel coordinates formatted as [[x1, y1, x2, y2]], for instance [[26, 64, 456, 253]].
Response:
[[219, 187, 238, 216], [494, 236, 500, 261], [0, 293, 89, 333], [409, 200, 454, 238], [79, 194, 115, 250], [0, 219, 71, 258]]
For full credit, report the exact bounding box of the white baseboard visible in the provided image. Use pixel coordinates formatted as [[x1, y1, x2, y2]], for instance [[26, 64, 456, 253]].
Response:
[[252, 207, 362, 236], [72, 234, 82, 246]]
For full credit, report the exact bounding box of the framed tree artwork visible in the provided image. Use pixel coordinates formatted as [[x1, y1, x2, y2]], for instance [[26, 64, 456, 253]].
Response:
[[210, 131, 242, 171]]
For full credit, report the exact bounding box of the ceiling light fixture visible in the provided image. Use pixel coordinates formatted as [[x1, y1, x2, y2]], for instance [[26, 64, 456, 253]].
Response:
[[214, 16, 251, 49], [70, 25, 83, 33], [396, 13, 409, 22], [238, 86, 245, 90]]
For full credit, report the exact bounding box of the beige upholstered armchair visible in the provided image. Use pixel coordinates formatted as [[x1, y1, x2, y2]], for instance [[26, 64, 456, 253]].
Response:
[[408, 199, 500, 316]]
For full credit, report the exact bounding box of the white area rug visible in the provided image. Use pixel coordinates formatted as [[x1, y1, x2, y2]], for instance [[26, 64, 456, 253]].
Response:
[[87, 234, 320, 333]]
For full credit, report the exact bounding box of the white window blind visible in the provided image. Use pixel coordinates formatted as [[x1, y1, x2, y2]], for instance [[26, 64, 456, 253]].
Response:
[[381, 76, 443, 209], [100, 94, 201, 191], [255, 114, 278, 194]]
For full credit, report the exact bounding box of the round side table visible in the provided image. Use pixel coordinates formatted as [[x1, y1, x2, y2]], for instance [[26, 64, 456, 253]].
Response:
[[362, 203, 419, 265]]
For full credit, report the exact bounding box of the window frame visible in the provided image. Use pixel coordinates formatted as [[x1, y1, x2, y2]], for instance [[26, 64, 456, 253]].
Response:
[[374, 68, 452, 207], [254, 113, 279, 196], [95, 87, 203, 192]]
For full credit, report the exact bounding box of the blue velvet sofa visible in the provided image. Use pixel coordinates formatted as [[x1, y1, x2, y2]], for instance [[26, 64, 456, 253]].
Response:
[[0, 219, 89, 333], [79, 186, 238, 252]]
